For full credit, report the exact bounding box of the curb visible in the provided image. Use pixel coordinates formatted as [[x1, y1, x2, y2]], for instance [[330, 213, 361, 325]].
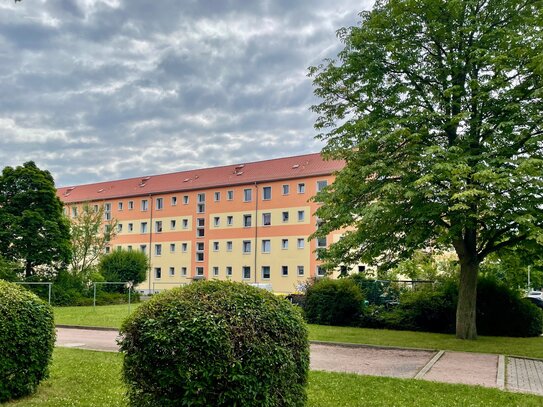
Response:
[[497, 355, 505, 389], [309, 340, 438, 353], [415, 350, 444, 379], [56, 324, 119, 332]]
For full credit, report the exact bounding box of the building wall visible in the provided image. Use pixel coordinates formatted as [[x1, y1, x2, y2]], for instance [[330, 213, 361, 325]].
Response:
[[64, 175, 340, 294]]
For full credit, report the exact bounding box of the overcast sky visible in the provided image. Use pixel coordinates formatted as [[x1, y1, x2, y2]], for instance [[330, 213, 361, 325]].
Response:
[[1, 0, 373, 187]]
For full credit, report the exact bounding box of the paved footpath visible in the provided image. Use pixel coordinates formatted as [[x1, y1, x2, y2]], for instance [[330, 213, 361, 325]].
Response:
[[56, 327, 543, 396]]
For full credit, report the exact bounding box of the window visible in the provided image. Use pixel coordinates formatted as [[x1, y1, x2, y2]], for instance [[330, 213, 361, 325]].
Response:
[[128, 223, 133, 232], [154, 267, 162, 279], [297, 238, 305, 249], [156, 198, 163, 210], [261, 240, 271, 253], [243, 214, 252, 227], [214, 216, 220, 227], [128, 200, 134, 210], [358, 265, 366, 273], [282, 211, 289, 222], [140, 244, 147, 254], [197, 218, 205, 237], [214, 192, 220, 202], [183, 195, 189, 205], [104, 203, 111, 212], [155, 221, 163, 233], [281, 239, 288, 250], [141, 199, 148, 211], [261, 266, 271, 279], [155, 244, 162, 256], [117, 223, 123, 233], [317, 180, 328, 192], [181, 267, 187, 276], [317, 266, 327, 276], [262, 186, 271, 200], [182, 243, 188, 252], [282, 184, 290, 195], [196, 242, 204, 251], [213, 266, 219, 277], [171, 196, 177, 206], [196, 267, 204, 276], [227, 190, 234, 200], [93, 204, 99, 213], [242, 240, 251, 254], [196, 252, 204, 262], [297, 183, 305, 194], [213, 241, 219, 251], [227, 216, 233, 226], [104, 203, 111, 220], [170, 243, 175, 253], [197, 193, 205, 203], [182, 219, 188, 229], [226, 266, 233, 276], [169, 267, 175, 277], [297, 265, 305, 276], [243, 188, 252, 202], [196, 242, 204, 262], [118, 202, 123, 211], [297, 210, 305, 222], [262, 213, 271, 226], [317, 237, 327, 248], [340, 265, 348, 277], [197, 203, 205, 213], [140, 222, 148, 234], [282, 266, 289, 276], [105, 246, 110, 254], [127, 245, 132, 252], [170, 220, 176, 230], [226, 241, 233, 252], [242, 266, 251, 279]]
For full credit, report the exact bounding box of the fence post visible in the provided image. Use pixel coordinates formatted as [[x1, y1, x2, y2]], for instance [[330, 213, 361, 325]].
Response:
[[48, 283, 52, 305], [93, 283, 96, 310]]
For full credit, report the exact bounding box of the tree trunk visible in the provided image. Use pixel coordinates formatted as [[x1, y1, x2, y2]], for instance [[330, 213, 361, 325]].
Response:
[[456, 259, 479, 339], [25, 260, 32, 278]]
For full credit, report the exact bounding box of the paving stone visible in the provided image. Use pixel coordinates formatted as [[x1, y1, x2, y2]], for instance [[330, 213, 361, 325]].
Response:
[[507, 357, 543, 396]]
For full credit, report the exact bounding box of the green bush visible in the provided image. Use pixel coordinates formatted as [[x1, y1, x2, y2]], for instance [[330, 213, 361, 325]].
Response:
[[0, 281, 55, 402], [99, 250, 147, 293], [119, 281, 309, 407], [476, 277, 543, 337], [304, 278, 364, 326]]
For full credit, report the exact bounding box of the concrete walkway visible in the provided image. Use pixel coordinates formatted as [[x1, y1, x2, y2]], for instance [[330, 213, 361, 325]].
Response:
[[56, 327, 543, 396]]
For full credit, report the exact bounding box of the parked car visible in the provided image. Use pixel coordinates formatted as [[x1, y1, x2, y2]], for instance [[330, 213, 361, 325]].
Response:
[[527, 291, 543, 300], [526, 296, 543, 310]]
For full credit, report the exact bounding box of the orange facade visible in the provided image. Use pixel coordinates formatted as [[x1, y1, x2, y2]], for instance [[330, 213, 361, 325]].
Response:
[[58, 153, 350, 294]]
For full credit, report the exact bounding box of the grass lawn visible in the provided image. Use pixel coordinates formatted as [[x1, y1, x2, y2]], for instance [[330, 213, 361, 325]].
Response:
[[7, 348, 543, 407], [54, 304, 543, 359]]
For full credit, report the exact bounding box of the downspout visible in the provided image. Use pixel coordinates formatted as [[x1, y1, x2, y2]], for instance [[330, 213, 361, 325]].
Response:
[[148, 194, 153, 294], [254, 182, 258, 283]]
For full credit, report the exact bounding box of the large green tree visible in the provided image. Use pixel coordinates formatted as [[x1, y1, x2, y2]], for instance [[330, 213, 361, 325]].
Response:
[[310, 0, 543, 339], [0, 162, 72, 277], [99, 250, 148, 292]]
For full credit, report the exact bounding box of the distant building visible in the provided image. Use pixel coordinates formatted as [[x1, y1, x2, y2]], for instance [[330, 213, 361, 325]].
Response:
[[57, 153, 366, 294]]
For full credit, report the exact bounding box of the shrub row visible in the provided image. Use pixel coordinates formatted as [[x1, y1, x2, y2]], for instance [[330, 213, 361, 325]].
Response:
[[303, 276, 543, 337]]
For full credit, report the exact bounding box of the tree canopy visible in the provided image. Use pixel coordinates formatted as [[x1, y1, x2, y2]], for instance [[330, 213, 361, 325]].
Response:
[[310, 0, 543, 339], [99, 250, 148, 292], [0, 162, 71, 277]]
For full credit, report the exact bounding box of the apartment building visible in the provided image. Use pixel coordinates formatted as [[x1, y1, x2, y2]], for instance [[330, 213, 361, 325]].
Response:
[[57, 153, 352, 294]]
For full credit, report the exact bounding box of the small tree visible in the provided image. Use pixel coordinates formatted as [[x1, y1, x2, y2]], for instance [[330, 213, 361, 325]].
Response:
[[0, 162, 72, 278], [99, 250, 147, 291], [70, 203, 117, 279]]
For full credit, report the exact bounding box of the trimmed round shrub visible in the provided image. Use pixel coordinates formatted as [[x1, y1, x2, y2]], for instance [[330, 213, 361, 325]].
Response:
[[304, 277, 364, 326], [0, 280, 55, 402], [119, 281, 309, 407]]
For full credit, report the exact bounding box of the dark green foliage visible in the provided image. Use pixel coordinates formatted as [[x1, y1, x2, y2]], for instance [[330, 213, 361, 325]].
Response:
[[476, 278, 543, 337], [0, 254, 18, 281], [0, 280, 55, 402], [0, 161, 71, 278], [304, 278, 364, 326], [99, 250, 147, 292], [119, 281, 309, 407]]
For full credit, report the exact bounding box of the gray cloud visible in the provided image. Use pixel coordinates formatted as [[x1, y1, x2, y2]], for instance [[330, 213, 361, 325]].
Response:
[[0, 0, 373, 186]]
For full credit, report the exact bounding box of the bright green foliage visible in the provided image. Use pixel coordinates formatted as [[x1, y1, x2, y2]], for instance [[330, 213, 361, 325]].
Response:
[[119, 281, 309, 407], [310, 0, 543, 339], [70, 203, 117, 278], [0, 281, 55, 402], [99, 250, 147, 291], [0, 162, 71, 277], [304, 278, 364, 326], [0, 254, 18, 281]]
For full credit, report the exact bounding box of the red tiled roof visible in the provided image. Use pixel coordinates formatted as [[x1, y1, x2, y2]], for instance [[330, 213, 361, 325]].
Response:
[[57, 152, 345, 203]]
